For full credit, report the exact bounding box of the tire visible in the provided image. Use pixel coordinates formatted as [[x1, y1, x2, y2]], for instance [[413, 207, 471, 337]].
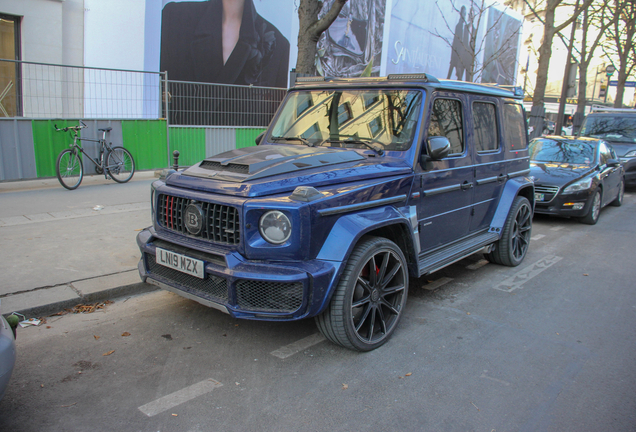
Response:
[[610, 179, 624, 207], [56, 149, 84, 190], [315, 236, 409, 351], [485, 196, 532, 267], [580, 189, 602, 225], [106, 147, 135, 183]]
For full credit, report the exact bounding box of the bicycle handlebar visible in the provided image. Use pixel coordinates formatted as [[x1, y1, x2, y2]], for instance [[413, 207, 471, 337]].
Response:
[[54, 120, 88, 133]]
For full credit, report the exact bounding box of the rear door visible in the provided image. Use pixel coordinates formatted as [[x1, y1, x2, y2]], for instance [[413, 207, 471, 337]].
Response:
[[469, 97, 505, 233]]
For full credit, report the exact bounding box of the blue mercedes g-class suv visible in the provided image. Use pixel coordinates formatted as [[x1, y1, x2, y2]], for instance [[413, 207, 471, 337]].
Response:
[[137, 74, 534, 351]]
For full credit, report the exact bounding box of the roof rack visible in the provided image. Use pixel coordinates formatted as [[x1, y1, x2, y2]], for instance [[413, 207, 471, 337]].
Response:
[[590, 105, 636, 113], [481, 83, 524, 97]]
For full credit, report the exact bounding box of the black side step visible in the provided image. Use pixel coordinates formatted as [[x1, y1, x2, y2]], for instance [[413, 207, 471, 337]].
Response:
[[418, 231, 500, 276]]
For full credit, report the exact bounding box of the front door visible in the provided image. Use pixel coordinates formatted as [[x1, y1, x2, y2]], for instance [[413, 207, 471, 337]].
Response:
[[417, 94, 474, 253]]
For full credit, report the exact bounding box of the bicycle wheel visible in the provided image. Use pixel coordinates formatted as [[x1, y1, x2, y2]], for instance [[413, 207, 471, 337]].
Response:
[[106, 147, 135, 183], [56, 149, 84, 190]]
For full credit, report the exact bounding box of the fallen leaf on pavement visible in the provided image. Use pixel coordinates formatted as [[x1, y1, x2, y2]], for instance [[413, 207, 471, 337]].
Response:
[[103, 350, 115, 356], [405, 373, 412, 376], [342, 383, 349, 390], [122, 332, 131, 337], [94, 335, 100, 340]]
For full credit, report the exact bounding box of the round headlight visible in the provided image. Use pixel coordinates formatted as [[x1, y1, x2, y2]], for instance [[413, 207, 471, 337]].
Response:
[[259, 211, 292, 244]]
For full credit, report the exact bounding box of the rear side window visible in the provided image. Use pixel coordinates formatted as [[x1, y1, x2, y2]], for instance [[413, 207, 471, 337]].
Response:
[[428, 98, 464, 155], [504, 103, 528, 150], [473, 102, 499, 152]]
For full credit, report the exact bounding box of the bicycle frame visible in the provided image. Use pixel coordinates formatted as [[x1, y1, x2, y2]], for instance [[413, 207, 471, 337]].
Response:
[[64, 127, 114, 177]]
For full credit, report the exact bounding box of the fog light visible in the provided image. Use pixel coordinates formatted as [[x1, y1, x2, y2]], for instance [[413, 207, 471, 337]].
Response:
[[564, 202, 584, 210]]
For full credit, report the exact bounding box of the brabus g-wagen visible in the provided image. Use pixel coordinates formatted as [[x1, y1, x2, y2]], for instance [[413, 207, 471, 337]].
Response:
[[137, 73, 534, 351]]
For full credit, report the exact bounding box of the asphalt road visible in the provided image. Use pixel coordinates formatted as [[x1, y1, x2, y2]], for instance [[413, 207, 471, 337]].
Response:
[[1, 190, 635, 432]]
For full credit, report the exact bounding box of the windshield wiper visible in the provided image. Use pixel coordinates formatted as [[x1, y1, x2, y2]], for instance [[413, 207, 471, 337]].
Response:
[[270, 136, 314, 147], [324, 136, 384, 156]]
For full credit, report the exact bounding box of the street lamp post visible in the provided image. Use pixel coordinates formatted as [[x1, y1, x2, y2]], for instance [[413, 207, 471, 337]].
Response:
[[604, 64, 615, 104]]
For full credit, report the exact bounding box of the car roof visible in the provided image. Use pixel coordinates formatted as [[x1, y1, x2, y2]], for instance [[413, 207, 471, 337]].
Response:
[[291, 74, 523, 100], [532, 136, 600, 145]]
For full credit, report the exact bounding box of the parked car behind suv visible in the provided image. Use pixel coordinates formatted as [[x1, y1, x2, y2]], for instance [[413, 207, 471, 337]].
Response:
[[137, 74, 534, 351], [530, 136, 624, 224], [578, 107, 636, 186]]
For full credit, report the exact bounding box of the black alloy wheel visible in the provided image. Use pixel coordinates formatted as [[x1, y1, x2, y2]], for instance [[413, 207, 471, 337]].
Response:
[[315, 236, 409, 351], [580, 190, 602, 225], [485, 196, 532, 267]]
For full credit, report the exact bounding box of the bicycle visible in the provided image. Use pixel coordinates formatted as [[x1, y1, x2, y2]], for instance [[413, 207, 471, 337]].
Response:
[[54, 121, 135, 190]]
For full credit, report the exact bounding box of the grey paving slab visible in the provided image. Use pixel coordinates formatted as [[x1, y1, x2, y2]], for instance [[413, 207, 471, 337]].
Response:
[[1, 285, 79, 314], [72, 270, 141, 296]]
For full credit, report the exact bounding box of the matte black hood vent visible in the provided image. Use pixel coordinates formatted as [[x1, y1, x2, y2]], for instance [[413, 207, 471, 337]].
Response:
[[183, 145, 367, 183]]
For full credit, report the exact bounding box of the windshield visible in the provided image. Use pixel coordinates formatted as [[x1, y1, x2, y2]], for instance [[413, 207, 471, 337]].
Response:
[[529, 138, 596, 165], [269, 89, 423, 152], [579, 114, 636, 143]]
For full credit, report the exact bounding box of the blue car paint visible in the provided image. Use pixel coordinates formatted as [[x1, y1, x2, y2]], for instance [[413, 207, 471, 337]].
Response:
[[136, 78, 533, 323]]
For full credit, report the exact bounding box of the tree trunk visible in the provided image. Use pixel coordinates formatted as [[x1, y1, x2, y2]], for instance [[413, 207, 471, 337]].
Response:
[[296, 0, 349, 75]]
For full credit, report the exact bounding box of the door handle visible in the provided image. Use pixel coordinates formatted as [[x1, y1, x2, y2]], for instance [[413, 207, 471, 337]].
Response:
[[461, 181, 473, 190]]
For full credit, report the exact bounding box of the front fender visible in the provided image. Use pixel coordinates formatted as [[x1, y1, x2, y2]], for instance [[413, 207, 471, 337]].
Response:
[[490, 177, 534, 231], [313, 205, 416, 314]]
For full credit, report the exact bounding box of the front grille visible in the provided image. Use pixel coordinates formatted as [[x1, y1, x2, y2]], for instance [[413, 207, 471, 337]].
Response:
[[535, 185, 560, 203], [200, 161, 249, 174], [158, 194, 240, 245], [236, 280, 303, 313], [148, 255, 228, 301]]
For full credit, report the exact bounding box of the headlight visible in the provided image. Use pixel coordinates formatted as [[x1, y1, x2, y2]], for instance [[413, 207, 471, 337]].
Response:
[[259, 211, 291, 244], [624, 150, 636, 158], [562, 177, 593, 194]]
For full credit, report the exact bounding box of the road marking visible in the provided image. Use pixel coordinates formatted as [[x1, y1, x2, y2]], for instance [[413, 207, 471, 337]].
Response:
[[422, 277, 454, 291], [531, 234, 546, 241], [270, 333, 326, 359], [138, 378, 223, 417], [480, 371, 511, 386], [493, 255, 562, 292], [550, 226, 564, 231], [466, 259, 489, 271]]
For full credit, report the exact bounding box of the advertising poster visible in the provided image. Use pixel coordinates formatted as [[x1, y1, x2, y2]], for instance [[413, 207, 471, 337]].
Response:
[[315, 0, 388, 78], [386, 0, 521, 85], [159, 0, 294, 88]]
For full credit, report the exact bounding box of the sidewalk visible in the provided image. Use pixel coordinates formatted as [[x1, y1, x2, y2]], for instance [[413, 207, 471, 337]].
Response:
[[0, 171, 160, 319]]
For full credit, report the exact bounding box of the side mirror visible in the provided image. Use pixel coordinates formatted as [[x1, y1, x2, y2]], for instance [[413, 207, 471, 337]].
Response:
[[255, 132, 265, 145], [607, 158, 621, 168], [423, 136, 451, 163]]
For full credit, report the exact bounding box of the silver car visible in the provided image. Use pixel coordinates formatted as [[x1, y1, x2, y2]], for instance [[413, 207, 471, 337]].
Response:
[[0, 305, 16, 401]]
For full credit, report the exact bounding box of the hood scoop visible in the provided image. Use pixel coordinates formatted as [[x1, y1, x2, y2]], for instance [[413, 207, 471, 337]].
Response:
[[184, 145, 367, 182]]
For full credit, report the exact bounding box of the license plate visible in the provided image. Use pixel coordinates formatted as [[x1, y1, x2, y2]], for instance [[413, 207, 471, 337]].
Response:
[[156, 248, 205, 279], [535, 193, 545, 202]]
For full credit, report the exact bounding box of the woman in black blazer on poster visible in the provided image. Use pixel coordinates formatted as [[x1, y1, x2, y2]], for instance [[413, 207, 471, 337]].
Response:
[[161, 0, 290, 124]]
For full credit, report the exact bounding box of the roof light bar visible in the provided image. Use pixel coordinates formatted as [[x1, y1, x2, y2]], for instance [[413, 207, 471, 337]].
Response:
[[387, 73, 440, 83], [296, 76, 325, 82]]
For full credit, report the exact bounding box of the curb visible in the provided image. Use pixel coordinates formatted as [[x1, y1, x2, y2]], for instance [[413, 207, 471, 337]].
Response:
[[1, 272, 158, 320], [9, 282, 158, 320]]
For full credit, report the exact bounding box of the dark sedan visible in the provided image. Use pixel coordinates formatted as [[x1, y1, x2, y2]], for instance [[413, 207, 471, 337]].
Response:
[[529, 137, 625, 224]]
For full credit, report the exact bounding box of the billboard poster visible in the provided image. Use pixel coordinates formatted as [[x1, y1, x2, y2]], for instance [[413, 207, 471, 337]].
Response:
[[385, 0, 521, 85], [315, 0, 388, 77], [158, 0, 294, 88]]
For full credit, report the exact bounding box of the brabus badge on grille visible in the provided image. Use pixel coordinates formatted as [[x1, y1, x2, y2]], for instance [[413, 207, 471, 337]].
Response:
[[184, 203, 204, 235]]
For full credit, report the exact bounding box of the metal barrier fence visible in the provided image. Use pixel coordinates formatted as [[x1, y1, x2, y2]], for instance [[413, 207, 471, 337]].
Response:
[[0, 59, 165, 119], [166, 80, 287, 127]]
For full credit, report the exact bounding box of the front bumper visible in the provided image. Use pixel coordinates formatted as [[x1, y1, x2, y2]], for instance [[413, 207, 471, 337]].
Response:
[[534, 189, 595, 217], [619, 157, 636, 186], [137, 227, 339, 321]]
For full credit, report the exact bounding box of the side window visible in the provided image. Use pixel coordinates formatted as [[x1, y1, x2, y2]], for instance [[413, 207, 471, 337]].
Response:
[[504, 103, 528, 150], [427, 98, 464, 155], [473, 102, 499, 152]]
